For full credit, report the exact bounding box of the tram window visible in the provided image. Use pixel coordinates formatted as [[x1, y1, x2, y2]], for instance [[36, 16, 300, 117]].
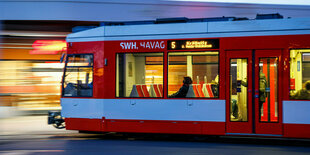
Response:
[[290, 49, 310, 100], [168, 52, 219, 98], [62, 54, 93, 97], [116, 53, 164, 98]]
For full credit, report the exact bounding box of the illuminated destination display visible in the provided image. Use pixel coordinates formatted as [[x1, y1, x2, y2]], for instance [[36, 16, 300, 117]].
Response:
[[168, 39, 219, 50]]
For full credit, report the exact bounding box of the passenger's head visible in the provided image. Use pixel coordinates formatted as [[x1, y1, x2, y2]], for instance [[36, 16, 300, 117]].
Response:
[[183, 76, 193, 85], [305, 81, 310, 91]]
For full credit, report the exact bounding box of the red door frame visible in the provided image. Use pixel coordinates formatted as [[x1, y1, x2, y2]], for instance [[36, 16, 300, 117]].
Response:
[[226, 49, 283, 135], [226, 50, 253, 133], [255, 50, 283, 135]]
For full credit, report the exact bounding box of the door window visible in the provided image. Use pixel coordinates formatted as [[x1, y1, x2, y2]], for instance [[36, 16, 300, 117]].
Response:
[[259, 58, 278, 122], [230, 59, 248, 122]]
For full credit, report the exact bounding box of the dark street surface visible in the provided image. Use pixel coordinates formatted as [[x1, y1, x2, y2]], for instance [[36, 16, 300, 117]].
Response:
[[1, 116, 310, 155]]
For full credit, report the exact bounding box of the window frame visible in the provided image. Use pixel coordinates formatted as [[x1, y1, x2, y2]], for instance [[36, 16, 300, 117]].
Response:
[[167, 51, 220, 99], [61, 53, 94, 98], [115, 52, 165, 98]]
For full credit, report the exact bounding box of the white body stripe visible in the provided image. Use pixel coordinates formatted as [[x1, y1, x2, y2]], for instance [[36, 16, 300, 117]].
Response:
[[61, 98, 225, 122], [61, 99, 310, 124], [66, 18, 310, 42], [61, 98, 104, 119], [283, 101, 310, 124]]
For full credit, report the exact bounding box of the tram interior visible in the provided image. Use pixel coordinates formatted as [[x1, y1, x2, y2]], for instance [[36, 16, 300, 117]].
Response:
[[290, 49, 310, 99], [116, 52, 219, 98]]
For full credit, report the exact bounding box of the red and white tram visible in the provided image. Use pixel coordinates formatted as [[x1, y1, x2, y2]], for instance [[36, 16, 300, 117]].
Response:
[[59, 15, 310, 138]]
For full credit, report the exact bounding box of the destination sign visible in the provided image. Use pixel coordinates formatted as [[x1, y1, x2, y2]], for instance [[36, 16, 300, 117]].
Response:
[[168, 39, 219, 50]]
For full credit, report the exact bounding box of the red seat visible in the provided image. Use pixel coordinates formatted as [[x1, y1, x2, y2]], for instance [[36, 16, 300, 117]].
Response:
[[141, 84, 150, 97], [192, 84, 200, 97], [136, 85, 144, 97], [158, 84, 163, 97], [197, 84, 204, 97], [203, 83, 214, 98], [153, 84, 162, 97]]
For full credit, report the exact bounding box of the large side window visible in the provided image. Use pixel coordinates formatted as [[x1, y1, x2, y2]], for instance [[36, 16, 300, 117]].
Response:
[[116, 53, 163, 98], [290, 49, 310, 100], [62, 54, 93, 97], [168, 51, 219, 98]]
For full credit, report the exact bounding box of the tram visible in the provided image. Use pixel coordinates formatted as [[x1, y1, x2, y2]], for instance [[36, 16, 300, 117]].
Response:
[[55, 14, 310, 138]]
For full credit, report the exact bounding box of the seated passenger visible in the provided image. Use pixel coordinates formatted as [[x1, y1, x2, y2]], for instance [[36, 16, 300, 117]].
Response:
[[169, 77, 192, 98], [291, 81, 310, 100]]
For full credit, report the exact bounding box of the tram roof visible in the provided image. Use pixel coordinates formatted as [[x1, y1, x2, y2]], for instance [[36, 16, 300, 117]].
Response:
[[67, 16, 310, 42]]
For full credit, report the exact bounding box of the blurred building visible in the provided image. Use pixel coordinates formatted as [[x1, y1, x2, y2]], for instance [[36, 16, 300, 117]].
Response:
[[0, 21, 99, 112]]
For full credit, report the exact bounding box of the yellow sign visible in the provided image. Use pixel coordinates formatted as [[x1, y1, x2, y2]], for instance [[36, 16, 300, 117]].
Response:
[[182, 41, 213, 49], [168, 39, 219, 50], [171, 41, 176, 49]]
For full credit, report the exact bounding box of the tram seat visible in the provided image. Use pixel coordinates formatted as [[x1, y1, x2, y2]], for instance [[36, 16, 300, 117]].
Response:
[[154, 84, 162, 97], [203, 83, 214, 98], [197, 84, 205, 97], [191, 84, 204, 97], [130, 85, 139, 97], [141, 84, 150, 97], [192, 84, 200, 97], [186, 84, 197, 97], [130, 85, 144, 97], [149, 84, 162, 97], [158, 84, 163, 97], [130, 84, 150, 97]]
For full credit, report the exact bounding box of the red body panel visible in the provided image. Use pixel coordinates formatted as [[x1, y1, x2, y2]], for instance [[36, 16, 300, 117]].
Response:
[[65, 118, 103, 132], [65, 117, 310, 138], [284, 124, 310, 138], [65, 118, 225, 135]]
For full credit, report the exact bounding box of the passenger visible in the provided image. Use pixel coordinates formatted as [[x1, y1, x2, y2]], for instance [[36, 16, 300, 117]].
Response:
[[259, 71, 267, 111], [291, 81, 310, 100], [169, 76, 193, 98]]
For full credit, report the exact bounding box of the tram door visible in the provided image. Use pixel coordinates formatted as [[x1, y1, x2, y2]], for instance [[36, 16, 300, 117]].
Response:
[[226, 50, 283, 135]]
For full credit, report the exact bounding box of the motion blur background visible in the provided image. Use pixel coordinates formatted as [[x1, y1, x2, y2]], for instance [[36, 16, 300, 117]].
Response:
[[1, 0, 310, 117]]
